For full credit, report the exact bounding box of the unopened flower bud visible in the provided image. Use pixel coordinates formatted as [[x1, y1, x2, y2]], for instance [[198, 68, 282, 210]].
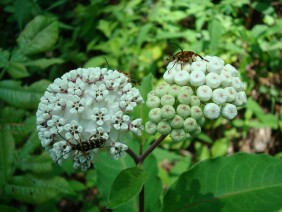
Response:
[[183, 117, 198, 133], [161, 94, 175, 106], [176, 104, 191, 118], [161, 105, 176, 119], [145, 121, 157, 135], [191, 106, 203, 120], [221, 103, 237, 120], [205, 73, 221, 89], [196, 85, 212, 101], [189, 70, 205, 87], [203, 103, 220, 119], [212, 88, 227, 104], [174, 71, 189, 86], [149, 108, 162, 123], [170, 129, 186, 142], [157, 121, 172, 135], [170, 115, 184, 129]]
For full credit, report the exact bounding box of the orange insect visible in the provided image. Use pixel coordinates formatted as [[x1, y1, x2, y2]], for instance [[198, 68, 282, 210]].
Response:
[[168, 43, 208, 71]]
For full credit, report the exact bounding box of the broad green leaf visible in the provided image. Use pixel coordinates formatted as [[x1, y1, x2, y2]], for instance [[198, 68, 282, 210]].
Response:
[[95, 152, 135, 207], [6, 62, 29, 79], [4, 175, 74, 204], [208, 18, 222, 53], [163, 153, 282, 212], [18, 132, 41, 158], [17, 16, 59, 55], [108, 167, 146, 209], [0, 80, 45, 109], [144, 155, 163, 212], [0, 128, 15, 191], [25, 58, 64, 69]]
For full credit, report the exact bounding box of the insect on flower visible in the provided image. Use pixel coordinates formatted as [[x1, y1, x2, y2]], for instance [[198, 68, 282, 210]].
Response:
[[168, 42, 209, 72], [56, 131, 106, 163]]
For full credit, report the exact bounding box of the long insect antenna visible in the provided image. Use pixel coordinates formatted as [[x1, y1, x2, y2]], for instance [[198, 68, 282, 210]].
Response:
[[56, 149, 73, 163], [57, 130, 67, 142], [104, 57, 110, 69], [168, 42, 184, 53]]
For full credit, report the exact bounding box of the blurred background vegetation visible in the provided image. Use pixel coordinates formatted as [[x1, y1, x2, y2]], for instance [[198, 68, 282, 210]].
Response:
[[0, 0, 281, 211]]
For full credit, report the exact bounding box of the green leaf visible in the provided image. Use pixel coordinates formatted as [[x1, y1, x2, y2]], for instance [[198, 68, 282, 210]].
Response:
[[4, 175, 74, 204], [16, 152, 52, 173], [0, 205, 19, 212], [17, 16, 59, 55], [144, 155, 163, 212], [0, 80, 45, 109], [25, 58, 64, 69], [108, 167, 146, 209], [96, 153, 135, 202], [6, 62, 29, 79], [0, 128, 15, 191], [163, 153, 282, 212], [208, 18, 222, 53], [211, 138, 229, 157], [18, 132, 41, 158]]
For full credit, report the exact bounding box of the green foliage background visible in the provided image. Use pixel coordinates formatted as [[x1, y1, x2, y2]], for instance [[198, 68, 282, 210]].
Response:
[[0, 0, 281, 211]]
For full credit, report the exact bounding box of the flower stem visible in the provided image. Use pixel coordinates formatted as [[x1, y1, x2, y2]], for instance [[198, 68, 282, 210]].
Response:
[[126, 135, 167, 212]]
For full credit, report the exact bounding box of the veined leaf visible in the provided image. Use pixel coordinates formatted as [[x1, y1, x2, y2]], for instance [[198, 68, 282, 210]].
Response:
[[108, 167, 147, 209], [0, 80, 46, 109], [17, 16, 59, 55], [163, 153, 282, 212], [0, 128, 15, 191], [6, 62, 29, 79], [4, 175, 74, 204], [16, 152, 52, 173], [18, 132, 41, 158], [25, 58, 64, 69]]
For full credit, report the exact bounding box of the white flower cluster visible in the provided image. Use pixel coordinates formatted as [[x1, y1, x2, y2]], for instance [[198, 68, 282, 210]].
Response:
[[36, 67, 143, 171], [145, 55, 247, 142]]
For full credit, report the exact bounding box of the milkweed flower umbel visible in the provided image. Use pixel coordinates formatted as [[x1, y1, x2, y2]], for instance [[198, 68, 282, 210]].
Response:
[[145, 55, 247, 141], [36, 67, 143, 171]]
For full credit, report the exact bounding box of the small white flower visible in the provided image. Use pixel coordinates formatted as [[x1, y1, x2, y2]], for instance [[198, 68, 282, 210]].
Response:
[[90, 83, 109, 101], [189, 70, 205, 87], [221, 103, 238, 120], [67, 78, 86, 96], [129, 118, 143, 136], [64, 120, 83, 141], [203, 103, 220, 119], [112, 111, 130, 130], [67, 95, 86, 113], [110, 142, 128, 160], [91, 107, 110, 126], [196, 85, 212, 101]]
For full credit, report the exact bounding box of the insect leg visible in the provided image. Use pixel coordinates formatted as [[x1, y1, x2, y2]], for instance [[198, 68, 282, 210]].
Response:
[[196, 54, 209, 62]]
